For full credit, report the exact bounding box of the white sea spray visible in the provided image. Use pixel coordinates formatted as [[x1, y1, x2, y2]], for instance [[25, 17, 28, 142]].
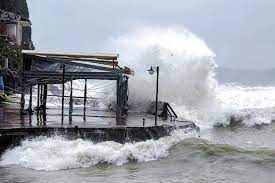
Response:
[[0, 129, 197, 171]]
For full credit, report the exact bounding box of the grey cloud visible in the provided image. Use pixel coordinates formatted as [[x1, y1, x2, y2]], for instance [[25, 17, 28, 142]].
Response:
[[27, 0, 275, 69]]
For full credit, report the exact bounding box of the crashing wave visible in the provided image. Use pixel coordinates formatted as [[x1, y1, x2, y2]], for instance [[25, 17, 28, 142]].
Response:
[[0, 129, 197, 171]]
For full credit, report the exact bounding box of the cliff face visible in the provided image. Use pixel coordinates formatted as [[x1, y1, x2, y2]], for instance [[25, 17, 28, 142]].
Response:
[[0, 0, 29, 19]]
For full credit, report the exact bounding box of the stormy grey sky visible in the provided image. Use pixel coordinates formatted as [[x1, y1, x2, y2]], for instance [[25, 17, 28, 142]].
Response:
[[27, 0, 275, 70]]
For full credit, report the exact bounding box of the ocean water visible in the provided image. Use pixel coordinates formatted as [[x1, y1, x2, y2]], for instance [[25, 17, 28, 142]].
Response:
[[1, 27, 275, 183], [1, 126, 275, 183]]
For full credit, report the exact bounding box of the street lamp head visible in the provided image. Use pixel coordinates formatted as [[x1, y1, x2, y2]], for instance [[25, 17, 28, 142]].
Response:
[[148, 66, 155, 75]]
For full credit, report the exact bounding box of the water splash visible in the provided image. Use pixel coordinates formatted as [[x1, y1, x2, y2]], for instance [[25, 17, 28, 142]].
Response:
[[39, 26, 275, 127], [215, 84, 275, 127], [108, 27, 219, 124], [0, 129, 197, 171]]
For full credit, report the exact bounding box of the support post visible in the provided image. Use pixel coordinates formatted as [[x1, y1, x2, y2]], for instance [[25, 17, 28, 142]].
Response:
[[28, 85, 33, 114], [123, 76, 129, 115], [116, 74, 127, 125], [61, 64, 65, 123], [155, 66, 159, 126], [83, 78, 87, 114], [69, 78, 73, 119], [39, 85, 44, 110], [42, 84, 48, 113], [116, 75, 121, 118], [20, 72, 26, 114], [37, 84, 40, 110], [20, 85, 25, 114]]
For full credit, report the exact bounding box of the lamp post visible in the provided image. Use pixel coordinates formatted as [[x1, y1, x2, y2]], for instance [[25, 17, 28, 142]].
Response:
[[148, 66, 159, 126]]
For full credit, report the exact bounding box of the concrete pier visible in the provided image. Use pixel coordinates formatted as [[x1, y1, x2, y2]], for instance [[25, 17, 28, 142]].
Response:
[[0, 104, 198, 153]]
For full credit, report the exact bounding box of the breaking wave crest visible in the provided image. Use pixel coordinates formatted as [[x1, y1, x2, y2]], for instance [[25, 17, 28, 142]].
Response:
[[107, 26, 275, 127], [2, 132, 275, 171], [215, 84, 275, 127], [0, 129, 197, 171], [108, 27, 221, 125]]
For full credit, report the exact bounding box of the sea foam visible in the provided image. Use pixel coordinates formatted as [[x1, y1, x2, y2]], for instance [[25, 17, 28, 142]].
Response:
[[0, 129, 196, 171]]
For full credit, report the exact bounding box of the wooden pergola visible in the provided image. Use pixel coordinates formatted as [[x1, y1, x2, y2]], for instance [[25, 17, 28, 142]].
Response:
[[20, 50, 132, 123]]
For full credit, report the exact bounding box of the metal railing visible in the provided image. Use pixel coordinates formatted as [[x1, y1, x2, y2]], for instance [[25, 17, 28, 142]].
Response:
[[166, 103, 178, 119], [159, 102, 178, 122]]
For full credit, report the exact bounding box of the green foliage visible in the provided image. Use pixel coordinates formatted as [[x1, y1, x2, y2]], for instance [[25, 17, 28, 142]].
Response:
[[0, 36, 22, 72]]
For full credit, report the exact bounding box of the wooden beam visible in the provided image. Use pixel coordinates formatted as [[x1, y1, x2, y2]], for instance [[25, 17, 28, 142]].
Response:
[[22, 50, 119, 60], [31, 56, 122, 73], [48, 56, 118, 66], [24, 71, 120, 81]]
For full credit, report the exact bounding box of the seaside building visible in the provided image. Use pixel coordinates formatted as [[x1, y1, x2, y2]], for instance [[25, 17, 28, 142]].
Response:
[[0, 9, 34, 50], [0, 0, 34, 98]]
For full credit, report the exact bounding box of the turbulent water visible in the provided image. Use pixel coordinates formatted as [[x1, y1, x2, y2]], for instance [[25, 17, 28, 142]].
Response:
[[1, 27, 275, 183]]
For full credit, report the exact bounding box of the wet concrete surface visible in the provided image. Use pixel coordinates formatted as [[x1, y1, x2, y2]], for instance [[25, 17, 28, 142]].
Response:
[[0, 102, 195, 129], [0, 102, 197, 153]]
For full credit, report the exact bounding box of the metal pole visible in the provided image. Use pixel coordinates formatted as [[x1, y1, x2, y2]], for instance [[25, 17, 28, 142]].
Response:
[[20, 73, 26, 114], [40, 85, 43, 108], [116, 75, 122, 118], [42, 84, 48, 113], [20, 85, 25, 114], [155, 66, 159, 126], [69, 78, 73, 117], [28, 85, 33, 114], [37, 84, 40, 109], [61, 64, 65, 123], [116, 76, 119, 117], [84, 78, 87, 113]]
